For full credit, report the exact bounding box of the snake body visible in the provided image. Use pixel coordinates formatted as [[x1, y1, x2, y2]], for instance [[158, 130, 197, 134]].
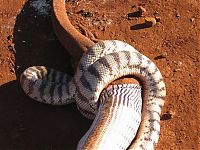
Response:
[[20, 40, 166, 149], [77, 84, 143, 149]]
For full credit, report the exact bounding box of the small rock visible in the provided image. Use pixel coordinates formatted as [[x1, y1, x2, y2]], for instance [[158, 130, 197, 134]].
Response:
[[145, 17, 157, 27], [98, 26, 105, 31], [154, 52, 167, 60], [67, 11, 73, 16], [7, 44, 16, 54], [160, 52, 167, 58], [8, 45, 13, 50], [131, 5, 136, 8], [161, 52, 167, 57], [138, 6, 146, 16], [173, 61, 182, 72], [161, 111, 174, 120], [71, 0, 79, 3], [175, 61, 182, 66], [153, 11, 159, 15], [78, 10, 94, 17], [10, 67, 15, 74], [176, 12, 180, 17], [190, 18, 195, 22], [82, 11, 93, 17], [189, 73, 193, 77], [7, 35, 13, 41], [155, 16, 161, 22], [173, 68, 181, 72]]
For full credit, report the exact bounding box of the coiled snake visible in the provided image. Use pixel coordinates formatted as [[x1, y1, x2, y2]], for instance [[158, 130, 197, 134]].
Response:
[[20, 40, 166, 149]]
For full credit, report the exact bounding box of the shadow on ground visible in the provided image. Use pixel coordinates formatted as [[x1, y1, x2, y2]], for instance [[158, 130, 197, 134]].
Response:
[[0, 0, 92, 149]]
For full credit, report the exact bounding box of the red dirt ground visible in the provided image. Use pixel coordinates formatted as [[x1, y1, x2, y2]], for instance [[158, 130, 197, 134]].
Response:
[[0, 0, 199, 149]]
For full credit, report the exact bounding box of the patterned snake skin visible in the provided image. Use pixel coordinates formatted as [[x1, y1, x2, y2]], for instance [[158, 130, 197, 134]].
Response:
[[77, 84, 143, 149], [20, 40, 166, 149]]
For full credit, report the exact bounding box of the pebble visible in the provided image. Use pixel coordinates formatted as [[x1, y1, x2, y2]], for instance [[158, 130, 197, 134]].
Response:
[[155, 16, 161, 22], [176, 12, 180, 17], [175, 61, 182, 66], [71, 0, 79, 3], [7, 44, 16, 54], [145, 17, 157, 27], [98, 26, 105, 31], [161, 113, 172, 120], [190, 18, 195, 22], [67, 11, 73, 16], [138, 6, 146, 16], [161, 111, 174, 120], [78, 10, 94, 17], [160, 52, 167, 58], [10, 68, 15, 74], [7, 35, 13, 41], [173, 61, 182, 72], [8, 45, 13, 50], [154, 52, 167, 60], [153, 11, 159, 15]]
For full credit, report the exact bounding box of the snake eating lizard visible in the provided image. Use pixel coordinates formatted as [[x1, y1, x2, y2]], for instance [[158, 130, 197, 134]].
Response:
[[20, 0, 166, 149]]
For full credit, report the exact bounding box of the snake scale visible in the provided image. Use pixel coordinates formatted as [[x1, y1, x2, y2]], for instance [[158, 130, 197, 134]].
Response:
[[20, 40, 166, 149]]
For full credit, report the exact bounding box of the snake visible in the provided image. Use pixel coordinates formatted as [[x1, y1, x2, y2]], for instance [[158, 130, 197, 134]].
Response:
[[20, 39, 166, 150], [19, 0, 166, 149]]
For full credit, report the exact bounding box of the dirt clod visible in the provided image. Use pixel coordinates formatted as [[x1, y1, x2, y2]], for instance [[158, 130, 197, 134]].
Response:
[[10, 67, 15, 74], [8, 44, 16, 54], [138, 6, 146, 16], [176, 12, 180, 17], [161, 112, 173, 120], [145, 17, 157, 27], [154, 52, 167, 60], [78, 10, 94, 17], [7, 35, 13, 41], [190, 18, 195, 22], [153, 11, 159, 15], [155, 16, 161, 22]]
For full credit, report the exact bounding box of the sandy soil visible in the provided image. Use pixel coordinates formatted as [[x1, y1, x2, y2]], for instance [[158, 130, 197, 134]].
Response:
[[0, 0, 199, 149]]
